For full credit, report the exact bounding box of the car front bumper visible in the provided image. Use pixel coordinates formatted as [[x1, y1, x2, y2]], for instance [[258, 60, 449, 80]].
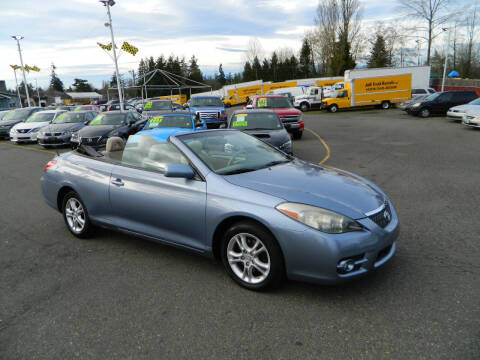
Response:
[[272, 201, 399, 284], [447, 111, 465, 120], [37, 134, 72, 146], [462, 119, 480, 128], [10, 132, 39, 143]]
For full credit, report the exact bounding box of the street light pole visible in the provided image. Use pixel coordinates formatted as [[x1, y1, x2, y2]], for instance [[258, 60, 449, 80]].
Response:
[[12, 68, 22, 108], [415, 40, 421, 66], [100, 0, 124, 111], [12, 35, 31, 107], [35, 78, 41, 106], [441, 27, 451, 92]]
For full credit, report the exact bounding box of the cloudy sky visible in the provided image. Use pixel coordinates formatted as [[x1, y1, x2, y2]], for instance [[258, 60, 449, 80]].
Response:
[[0, 0, 444, 90]]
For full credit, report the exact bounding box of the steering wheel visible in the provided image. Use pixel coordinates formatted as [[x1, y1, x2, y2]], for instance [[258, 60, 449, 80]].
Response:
[[227, 148, 248, 167]]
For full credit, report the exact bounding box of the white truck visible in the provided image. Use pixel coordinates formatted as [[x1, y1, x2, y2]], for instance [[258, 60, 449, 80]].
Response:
[[293, 87, 324, 111]]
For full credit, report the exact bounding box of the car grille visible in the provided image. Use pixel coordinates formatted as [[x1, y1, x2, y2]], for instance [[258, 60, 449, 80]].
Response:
[[17, 129, 29, 134], [198, 112, 219, 120], [80, 136, 102, 144], [44, 132, 63, 136], [280, 115, 300, 123], [368, 201, 392, 228]]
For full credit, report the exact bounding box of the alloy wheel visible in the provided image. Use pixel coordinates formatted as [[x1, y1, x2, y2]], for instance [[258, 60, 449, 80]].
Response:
[[65, 198, 86, 233], [226, 233, 271, 284]]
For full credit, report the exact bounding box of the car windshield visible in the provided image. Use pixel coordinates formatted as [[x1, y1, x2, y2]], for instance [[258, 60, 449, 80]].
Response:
[[425, 93, 442, 101], [180, 131, 291, 175], [2, 108, 37, 121], [229, 112, 282, 130], [144, 101, 171, 111], [53, 112, 86, 123], [256, 97, 292, 109], [146, 115, 193, 129], [469, 98, 480, 105], [90, 113, 125, 126], [26, 112, 56, 123], [190, 97, 223, 107]]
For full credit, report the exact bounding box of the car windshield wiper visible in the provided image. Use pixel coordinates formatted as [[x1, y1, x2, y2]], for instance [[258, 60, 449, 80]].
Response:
[[247, 127, 272, 130], [221, 167, 258, 175], [258, 159, 291, 169]]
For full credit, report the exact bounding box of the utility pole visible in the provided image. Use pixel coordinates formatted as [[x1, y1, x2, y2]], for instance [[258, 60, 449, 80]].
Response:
[[100, 0, 124, 111], [415, 40, 421, 66], [441, 28, 451, 92], [35, 78, 41, 106], [11, 35, 31, 107]]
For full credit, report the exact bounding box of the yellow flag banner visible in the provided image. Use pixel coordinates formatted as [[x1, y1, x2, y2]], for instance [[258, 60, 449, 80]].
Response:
[[121, 41, 138, 56], [10, 65, 21, 70], [97, 42, 115, 51], [24, 65, 33, 72], [31, 66, 40, 72]]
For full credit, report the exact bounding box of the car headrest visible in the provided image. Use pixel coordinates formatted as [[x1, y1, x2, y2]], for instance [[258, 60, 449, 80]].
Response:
[[106, 137, 124, 152]]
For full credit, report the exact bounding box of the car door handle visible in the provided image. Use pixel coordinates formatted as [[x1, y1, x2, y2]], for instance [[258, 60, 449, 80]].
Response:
[[111, 178, 124, 187]]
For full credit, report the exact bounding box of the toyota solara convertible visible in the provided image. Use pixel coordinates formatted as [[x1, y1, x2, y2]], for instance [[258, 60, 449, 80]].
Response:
[[41, 130, 399, 290]]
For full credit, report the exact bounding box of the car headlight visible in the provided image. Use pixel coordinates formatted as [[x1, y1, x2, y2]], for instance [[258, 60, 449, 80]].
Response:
[[62, 130, 72, 136], [412, 103, 421, 107], [279, 140, 292, 150], [71, 133, 79, 140], [276, 202, 362, 234], [28, 127, 42, 133]]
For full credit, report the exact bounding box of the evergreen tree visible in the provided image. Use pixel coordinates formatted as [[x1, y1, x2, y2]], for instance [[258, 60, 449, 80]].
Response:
[[147, 56, 155, 72], [328, 35, 356, 76], [367, 35, 392, 68], [188, 55, 203, 82], [217, 64, 226, 85], [270, 52, 279, 82], [72, 78, 93, 92], [155, 55, 166, 70], [243, 62, 254, 81], [299, 38, 314, 78], [261, 58, 270, 81], [252, 56, 262, 80], [49, 63, 64, 92], [289, 55, 299, 79]]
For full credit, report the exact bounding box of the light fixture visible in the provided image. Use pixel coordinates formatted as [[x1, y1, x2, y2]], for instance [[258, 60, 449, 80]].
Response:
[[11, 35, 24, 40]]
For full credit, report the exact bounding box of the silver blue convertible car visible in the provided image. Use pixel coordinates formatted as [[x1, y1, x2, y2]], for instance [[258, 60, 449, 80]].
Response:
[[41, 130, 399, 290]]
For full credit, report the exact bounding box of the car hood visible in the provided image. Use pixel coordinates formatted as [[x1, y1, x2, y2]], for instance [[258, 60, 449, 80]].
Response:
[[0, 119, 23, 127], [224, 160, 384, 219], [190, 106, 224, 113], [13, 121, 50, 130], [244, 129, 290, 147], [450, 104, 480, 112], [42, 123, 85, 133], [270, 108, 301, 116], [78, 124, 119, 137]]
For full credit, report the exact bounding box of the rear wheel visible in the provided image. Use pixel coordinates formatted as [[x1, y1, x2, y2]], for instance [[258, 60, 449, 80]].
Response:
[[381, 101, 391, 109], [221, 221, 284, 291], [300, 102, 309, 112], [329, 104, 339, 113], [420, 108, 431, 118], [62, 191, 92, 238]]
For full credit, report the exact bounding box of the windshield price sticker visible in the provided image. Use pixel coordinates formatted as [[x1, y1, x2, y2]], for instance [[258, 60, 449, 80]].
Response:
[[236, 114, 248, 118], [144, 102, 152, 109], [257, 98, 268, 108], [150, 116, 163, 123], [233, 121, 248, 127], [74, 107, 81, 111], [90, 119, 102, 125]]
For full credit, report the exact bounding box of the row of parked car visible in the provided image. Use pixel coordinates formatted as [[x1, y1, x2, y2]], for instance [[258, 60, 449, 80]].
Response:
[[398, 90, 480, 127]]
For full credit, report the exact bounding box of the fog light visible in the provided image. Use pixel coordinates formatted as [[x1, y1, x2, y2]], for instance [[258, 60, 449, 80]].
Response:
[[337, 259, 355, 273]]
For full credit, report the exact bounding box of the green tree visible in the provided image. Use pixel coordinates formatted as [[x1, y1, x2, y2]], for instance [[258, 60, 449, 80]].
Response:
[[188, 55, 203, 82], [367, 35, 392, 68], [72, 78, 93, 92], [252, 56, 262, 80], [243, 61, 254, 81], [217, 64, 226, 85], [328, 35, 356, 76], [299, 38, 314, 78], [49, 63, 64, 92]]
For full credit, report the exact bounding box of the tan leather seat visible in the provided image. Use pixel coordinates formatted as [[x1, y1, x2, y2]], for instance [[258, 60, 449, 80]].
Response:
[[104, 137, 124, 161]]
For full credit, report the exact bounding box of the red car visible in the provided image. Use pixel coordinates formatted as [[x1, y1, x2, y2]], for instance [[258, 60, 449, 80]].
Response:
[[248, 95, 304, 139]]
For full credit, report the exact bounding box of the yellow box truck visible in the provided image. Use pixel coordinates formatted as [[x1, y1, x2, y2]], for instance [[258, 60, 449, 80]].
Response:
[[157, 94, 187, 105], [321, 73, 412, 112]]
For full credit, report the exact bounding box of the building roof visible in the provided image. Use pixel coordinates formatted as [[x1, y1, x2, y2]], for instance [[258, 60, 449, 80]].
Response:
[[65, 92, 102, 99]]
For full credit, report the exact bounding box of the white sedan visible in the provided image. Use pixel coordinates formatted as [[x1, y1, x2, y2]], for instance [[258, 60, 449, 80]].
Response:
[[10, 110, 66, 143], [462, 110, 480, 128], [447, 98, 480, 121]]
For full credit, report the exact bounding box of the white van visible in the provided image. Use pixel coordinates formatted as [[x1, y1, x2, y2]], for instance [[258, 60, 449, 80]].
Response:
[[267, 87, 305, 102]]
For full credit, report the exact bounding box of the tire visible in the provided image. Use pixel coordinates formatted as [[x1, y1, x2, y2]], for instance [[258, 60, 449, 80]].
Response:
[[381, 101, 391, 109], [329, 104, 338, 113], [420, 108, 430, 118], [61, 191, 93, 238], [300, 102, 309, 112], [221, 221, 284, 291], [292, 130, 303, 140]]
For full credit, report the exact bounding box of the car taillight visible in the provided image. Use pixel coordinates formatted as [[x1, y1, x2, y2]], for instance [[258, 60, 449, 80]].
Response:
[[44, 160, 57, 173], [299, 121, 305, 129]]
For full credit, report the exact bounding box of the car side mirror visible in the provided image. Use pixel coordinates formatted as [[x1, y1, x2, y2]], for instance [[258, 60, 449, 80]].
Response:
[[164, 164, 195, 179], [246, 105, 253, 109], [84, 121, 90, 125], [183, 103, 189, 109], [195, 121, 204, 128]]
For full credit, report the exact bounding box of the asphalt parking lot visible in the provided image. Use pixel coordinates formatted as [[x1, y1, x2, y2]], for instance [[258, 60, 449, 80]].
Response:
[[1, 108, 479, 359]]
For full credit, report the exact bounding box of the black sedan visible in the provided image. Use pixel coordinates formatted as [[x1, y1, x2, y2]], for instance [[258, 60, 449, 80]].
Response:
[[227, 109, 292, 154], [37, 111, 98, 148], [70, 111, 143, 149]]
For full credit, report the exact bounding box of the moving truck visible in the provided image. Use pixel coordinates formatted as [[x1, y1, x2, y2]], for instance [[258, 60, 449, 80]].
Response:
[[156, 94, 187, 105], [321, 73, 412, 112], [263, 81, 298, 94], [222, 89, 239, 107]]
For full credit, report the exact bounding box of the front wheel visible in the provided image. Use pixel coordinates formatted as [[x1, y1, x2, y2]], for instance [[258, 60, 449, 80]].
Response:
[[62, 191, 93, 238], [300, 103, 309, 112], [420, 108, 430, 118], [329, 104, 338, 113], [221, 221, 284, 291], [381, 101, 391, 109]]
